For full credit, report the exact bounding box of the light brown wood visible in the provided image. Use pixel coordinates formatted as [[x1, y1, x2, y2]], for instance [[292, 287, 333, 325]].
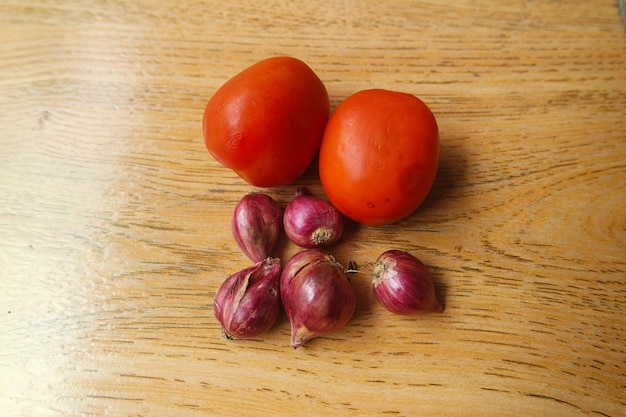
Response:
[[1, 1, 625, 415]]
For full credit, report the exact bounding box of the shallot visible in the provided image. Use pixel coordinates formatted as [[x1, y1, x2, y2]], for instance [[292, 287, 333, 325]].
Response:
[[283, 188, 343, 248], [231, 192, 281, 262], [372, 250, 442, 315], [214, 257, 282, 339], [280, 249, 356, 348]]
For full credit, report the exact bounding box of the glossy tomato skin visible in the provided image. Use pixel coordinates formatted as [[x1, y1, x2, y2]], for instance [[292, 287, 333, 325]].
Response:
[[203, 56, 329, 187], [319, 89, 439, 226]]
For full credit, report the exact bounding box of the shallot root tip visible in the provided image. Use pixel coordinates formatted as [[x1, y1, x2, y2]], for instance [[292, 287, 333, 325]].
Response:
[[291, 326, 314, 349]]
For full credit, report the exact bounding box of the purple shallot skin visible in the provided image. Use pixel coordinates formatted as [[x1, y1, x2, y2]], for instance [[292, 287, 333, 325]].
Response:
[[231, 192, 281, 262], [214, 257, 282, 339], [372, 250, 442, 316], [280, 249, 355, 348], [283, 188, 343, 248]]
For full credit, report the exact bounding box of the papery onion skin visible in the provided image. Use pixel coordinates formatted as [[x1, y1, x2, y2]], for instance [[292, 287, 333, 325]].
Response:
[[283, 188, 343, 248], [280, 249, 356, 348], [372, 250, 442, 316], [231, 193, 281, 262], [214, 257, 282, 339]]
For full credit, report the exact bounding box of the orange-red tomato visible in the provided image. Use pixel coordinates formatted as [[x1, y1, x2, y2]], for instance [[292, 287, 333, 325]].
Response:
[[319, 89, 439, 226], [202, 56, 329, 187]]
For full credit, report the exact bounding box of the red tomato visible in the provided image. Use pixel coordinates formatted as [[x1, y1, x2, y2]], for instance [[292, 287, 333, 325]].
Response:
[[202, 56, 329, 187], [319, 89, 439, 226]]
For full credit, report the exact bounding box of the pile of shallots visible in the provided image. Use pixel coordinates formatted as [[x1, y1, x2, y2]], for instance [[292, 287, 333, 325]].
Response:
[[213, 189, 443, 349]]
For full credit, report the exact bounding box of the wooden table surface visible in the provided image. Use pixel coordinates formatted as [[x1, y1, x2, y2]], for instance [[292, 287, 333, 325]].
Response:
[[2, 1, 625, 416]]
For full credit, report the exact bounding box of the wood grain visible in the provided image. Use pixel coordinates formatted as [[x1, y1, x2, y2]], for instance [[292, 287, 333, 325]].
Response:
[[1, 1, 625, 416]]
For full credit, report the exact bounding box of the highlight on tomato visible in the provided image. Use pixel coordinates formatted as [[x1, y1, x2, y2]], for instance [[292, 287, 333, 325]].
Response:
[[318, 89, 439, 226], [202, 56, 329, 187]]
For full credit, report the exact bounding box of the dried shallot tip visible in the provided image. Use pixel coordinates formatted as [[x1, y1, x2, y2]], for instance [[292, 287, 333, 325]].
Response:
[[283, 187, 343, 248], [372, 250, 442, 316], [346, 260, 359, 274], [231, 192, 281, 262], [214, 257, 282, 339], [280, 249, 356, 348]]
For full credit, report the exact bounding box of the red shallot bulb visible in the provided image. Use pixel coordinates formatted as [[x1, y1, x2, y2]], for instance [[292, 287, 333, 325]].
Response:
[[231, 192, 281, 262], [214, 257, 282, 339], [280, 249, 356, 348], [283, 188, 343, 248], [372, 250, 442, 316]]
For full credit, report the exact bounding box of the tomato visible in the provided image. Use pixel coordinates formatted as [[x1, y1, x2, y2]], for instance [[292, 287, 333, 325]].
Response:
[[202, 56, 329, 187], [318, 89, 439, 226]]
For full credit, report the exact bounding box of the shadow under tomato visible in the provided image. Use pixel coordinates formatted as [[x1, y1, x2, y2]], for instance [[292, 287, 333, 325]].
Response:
[[414, 136, 470, 215], [392, 130, 469, 312]]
